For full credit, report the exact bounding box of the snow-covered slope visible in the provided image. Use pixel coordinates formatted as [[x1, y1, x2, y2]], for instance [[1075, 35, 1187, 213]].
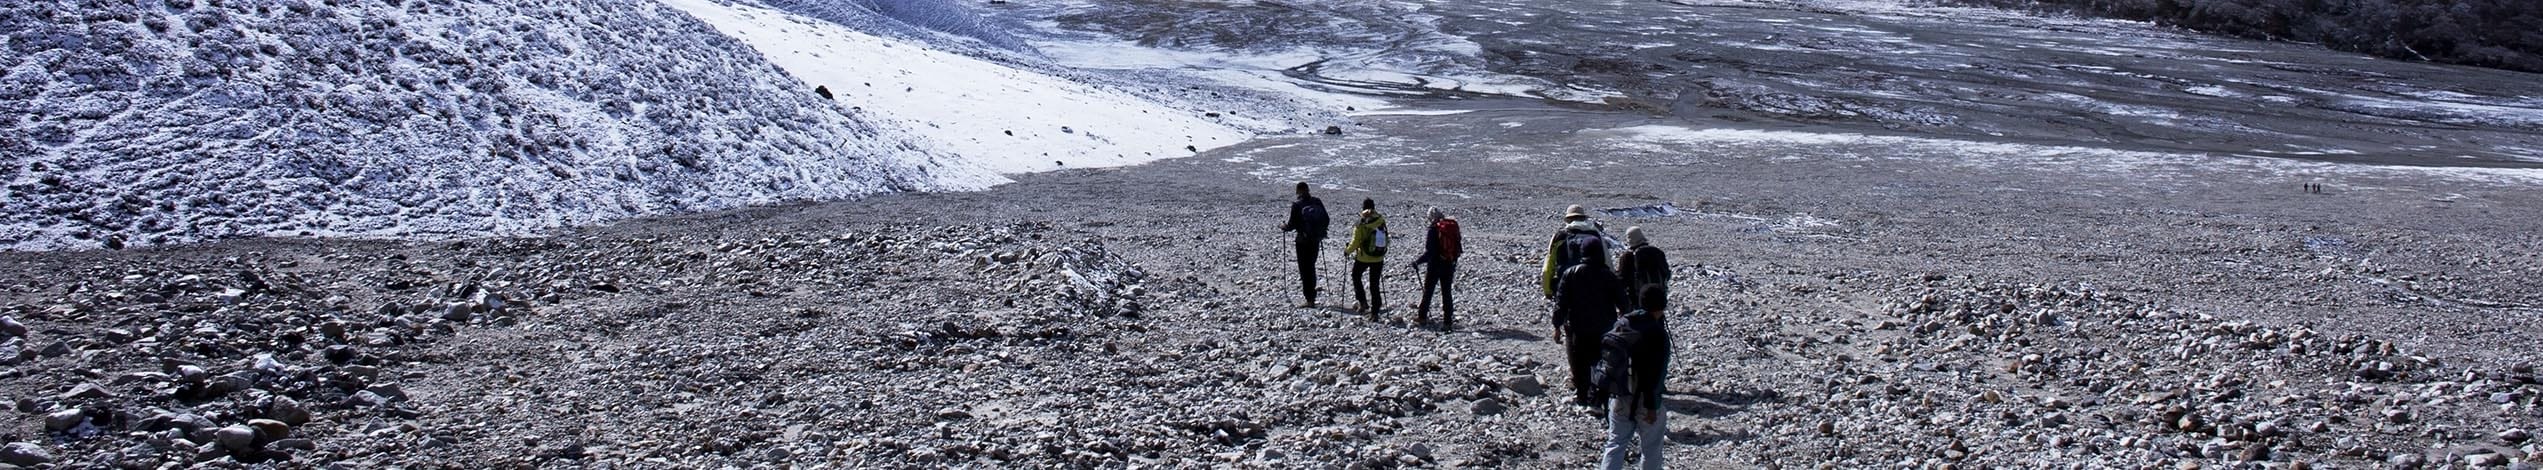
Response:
[[0, 0, 995, 251], [659, 0, 1252, 178]]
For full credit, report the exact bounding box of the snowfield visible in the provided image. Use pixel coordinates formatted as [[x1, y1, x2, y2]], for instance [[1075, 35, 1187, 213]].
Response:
[[658, 0, 1251, 181]]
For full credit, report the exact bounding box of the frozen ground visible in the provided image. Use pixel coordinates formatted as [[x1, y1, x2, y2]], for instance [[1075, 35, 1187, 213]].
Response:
[[990, 0, 2543, 166]]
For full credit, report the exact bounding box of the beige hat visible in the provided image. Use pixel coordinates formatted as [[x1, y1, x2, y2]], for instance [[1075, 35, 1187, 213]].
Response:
[[1562, 205, 1589, 221], [1625, 226, 1647, 246]]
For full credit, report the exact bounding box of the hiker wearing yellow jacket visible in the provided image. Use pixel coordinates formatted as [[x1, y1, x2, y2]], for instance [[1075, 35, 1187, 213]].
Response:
[[1344, 198, 1389, 320], [1542, 205, 1611, 298]]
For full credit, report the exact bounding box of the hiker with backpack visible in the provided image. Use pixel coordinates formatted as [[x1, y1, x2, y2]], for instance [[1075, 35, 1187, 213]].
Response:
[[1278, 182, 1330, 308], [1552, 229, 1628, 408], [1410, 207, 1462, 331], [1541, 205, 1612, 299], [1595, 285, 1673, 470], [1344, 198, 1390, 320], [1617, 227, 1670, 310]]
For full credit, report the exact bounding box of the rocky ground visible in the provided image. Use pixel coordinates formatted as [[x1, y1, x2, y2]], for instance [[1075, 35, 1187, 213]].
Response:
[[3, 108, 2541, 469]]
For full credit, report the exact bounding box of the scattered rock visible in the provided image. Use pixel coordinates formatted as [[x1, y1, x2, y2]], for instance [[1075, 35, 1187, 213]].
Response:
[[1503, 374, 1544, 397], [213, 425, 257, 452], [1469, 398, 1507, 416], [0, 442, 51, 467], [43, 408, 83, 432]]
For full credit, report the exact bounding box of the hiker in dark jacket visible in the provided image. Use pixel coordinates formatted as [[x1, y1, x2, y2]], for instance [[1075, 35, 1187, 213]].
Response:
[[1616, 227, 1670, 310], [1553, 238, 1627, 407], [1344, 198, 1389, 320], [1277, 182, 1329, 308], [1599, 285, 1673, 470], [1411, 207, 1461, 330]]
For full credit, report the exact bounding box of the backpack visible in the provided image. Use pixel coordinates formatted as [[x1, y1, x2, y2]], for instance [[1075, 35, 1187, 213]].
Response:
[[1435, 219, 1462, 262], [1592, 311, 1650, 393], [1559, 230, 1603, 270], [1298, 203, 1329, 238], [1367, 225, 1389, 256]]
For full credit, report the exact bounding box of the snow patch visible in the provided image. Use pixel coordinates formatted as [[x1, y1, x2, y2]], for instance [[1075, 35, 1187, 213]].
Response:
[[661, 0, 1251, 182]]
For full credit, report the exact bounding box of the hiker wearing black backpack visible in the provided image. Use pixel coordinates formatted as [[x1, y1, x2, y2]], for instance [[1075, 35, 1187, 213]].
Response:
[[1344, 198, 1390, 320], [1595, 285, 1673, 470], [1540, 205, 1611, 299], [1553, 231, 1628, 408], [1278, 182, 1330, 308], [1617, 227, 1670, 310], [1410, 207, 1462, 331]]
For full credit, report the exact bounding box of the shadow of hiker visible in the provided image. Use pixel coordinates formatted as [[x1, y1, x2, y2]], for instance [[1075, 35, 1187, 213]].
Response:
[[1662, 388, 1785, 419], [1665, 426, 1759, 446], [1470, 327, 1543, 342]]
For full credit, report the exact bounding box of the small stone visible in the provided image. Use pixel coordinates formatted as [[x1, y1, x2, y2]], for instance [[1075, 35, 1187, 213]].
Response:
[[1469, 398, 1507, 415], [2465, 452, 2506, 467], [213, 425, 257, 452], [175, 365, 208, 382], [57, 382, 116, 400], [1816, 419, 1838, 436], [2239, 445, 2269, 462], [2382, 408, 2411, 424], [2501, 428, 2531, 444], [1503, 375, 1545, 397], [247, 419, 290, 442], [215, 288, 247, 304], [43, 408, 83, 432], [268, 438, 315, 451], [0, 316, 24, 337], [2388, 452, 2426, 470], [2255, 421, 2281, 438], [1, 442, 52, 466], [441, 302, 473, 322], [935, 407, 971, 420], [267, 396, 311, 425]]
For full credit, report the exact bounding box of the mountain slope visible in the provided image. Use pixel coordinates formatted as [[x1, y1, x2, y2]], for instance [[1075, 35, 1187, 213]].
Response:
[[0, 0, 975, 251]]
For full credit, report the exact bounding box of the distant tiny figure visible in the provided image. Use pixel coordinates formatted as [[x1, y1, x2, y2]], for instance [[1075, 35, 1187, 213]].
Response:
[[1596, 285, 1673, 470], [1412, 207, 1463, 331], [1278, 182, 1330, 308], [1345, 198, 1390, 320], [1617, 227, 1670, 310], [1553, 230, 1626, 408]]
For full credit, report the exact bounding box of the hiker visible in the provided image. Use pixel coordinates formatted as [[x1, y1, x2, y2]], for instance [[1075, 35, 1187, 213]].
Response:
[[1597, 285, 1673, 470], [1541, 205, 1610, 299], [1552, 231, 1627, 407], [1278, 182, 1330, 308], [1411, 207, 1462, 330], [1344, 198, 1389, 320], [1617, 227, 1670, 310]]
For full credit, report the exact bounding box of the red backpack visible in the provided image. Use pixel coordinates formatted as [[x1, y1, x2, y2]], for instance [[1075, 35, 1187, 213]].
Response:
[[1436, 218, 1462, 262]]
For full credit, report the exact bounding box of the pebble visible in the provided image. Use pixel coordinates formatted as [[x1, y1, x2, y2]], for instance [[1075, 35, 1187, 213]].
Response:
[[0, 316, 24, 337], [1469, 398, 1507, 416], [2388, 452, 2427, 470], [213, 425, 257, 452], [1503, 375, 1544, 397], [2502, 428, 2532, 444], [57, 382, 115, 400], [43, 408, 83, 432], [248, 419, 291, 442], [268, 396, 312, 425], [0, 442, 52, 466]]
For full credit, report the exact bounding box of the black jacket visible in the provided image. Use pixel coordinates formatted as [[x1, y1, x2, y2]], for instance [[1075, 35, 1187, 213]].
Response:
[[1283, 197, 1328, 241], [1603, 312, 1672, 413], [1619, 243, 1670, 298], [1553, 263, 1626, 337]]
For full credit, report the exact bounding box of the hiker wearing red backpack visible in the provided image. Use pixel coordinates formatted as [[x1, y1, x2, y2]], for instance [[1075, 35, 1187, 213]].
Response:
[[1411, 207, 1463, 331]]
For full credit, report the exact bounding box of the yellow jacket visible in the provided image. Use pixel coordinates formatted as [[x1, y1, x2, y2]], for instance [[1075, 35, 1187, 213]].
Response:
[[1346, 213, 1388, 263]]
